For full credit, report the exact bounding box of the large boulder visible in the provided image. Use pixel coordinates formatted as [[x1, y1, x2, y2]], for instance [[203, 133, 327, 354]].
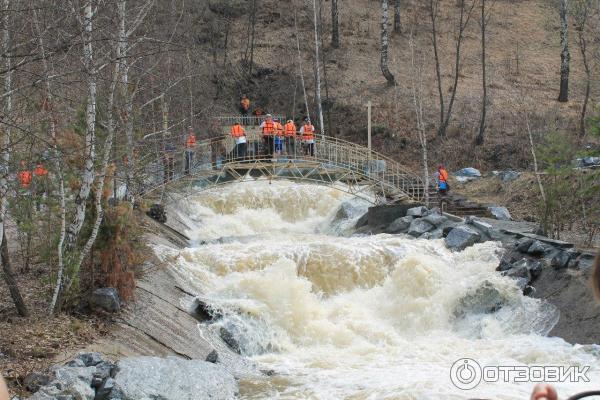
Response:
[[406, 206, 428, 217], [385, 216, 414, 234], [90, 288, 121, 313], [499, 170, 520, 182], [550, 250, 571, 269], [423, 213, 447, 227], [454, 281, 508, 317], [444, 225, 481, 251], [527, 240, 550, 256], [23, 372, 50, 393], [407, 219, 434, 237], [365, 204, 417, 228], [31, 366, 96, 400], [333, 202, 360, 222], [110, 357, 238, 400], [515, 237, 535, 253], [454, 167, 482, 182], [488, 206, 512, 221]]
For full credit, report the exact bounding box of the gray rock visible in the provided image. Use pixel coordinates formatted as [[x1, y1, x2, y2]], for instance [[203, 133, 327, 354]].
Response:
[[488, 206, 512, 221], [354, 213, 368, 228], [73, 353, 103, 368], [527, 240, 549, 256], [454, 167, 482, 182], [33, 366, 96, 400], [406, 206, 428, 217], [454, 280, 508, 317], [90, 288, 120, 313], [582, 156, 600, 167], [205, 350, 219, 364], [516, 238, 534, 253], [64, 358, 86, 368], [385, 216, 413, 234], [24, 372, 51, 393], [334, 202, 360, 222], [219, 326, 241, 354], [112, 357, 237, 400], [94, 377, 115, 400], [529, 261, 543, 279], [423, 207, 441, 216], [407, 219, 434, 237], [503, 260, 531, 282], [444, 225, 481, 251], [551, 251, 571, 269], [429, 229, 444, 239], [499, 170, 520, 182], [423, 213, 447, 227]]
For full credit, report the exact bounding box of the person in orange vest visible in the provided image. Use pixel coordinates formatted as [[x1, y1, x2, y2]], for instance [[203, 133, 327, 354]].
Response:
[[184, 126, 197, 175], [299, 119, 316, 157], [259, 114, 275, 158], [17, 160, 32, 189], [273, 118, 284, 156], [284, 119, 297, 156], [436, 164, 450, 195], [230, 122, 246, 161], [240, 95, 250, 116]]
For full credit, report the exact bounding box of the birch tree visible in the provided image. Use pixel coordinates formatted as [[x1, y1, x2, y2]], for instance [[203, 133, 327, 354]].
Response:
[[573, 0, 595, 136], [66, 0, 98, 247], [294, 8, 310, 121], [380, 0, 395, 85]]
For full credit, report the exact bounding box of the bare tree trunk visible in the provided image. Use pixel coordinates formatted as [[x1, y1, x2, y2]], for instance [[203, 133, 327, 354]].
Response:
[[525, 114, 546, 204], [1, 0, 28, 317], [1, 231, 28, 316], [439, 0, 475, 137], [394, 0, 401, 33], [294, 8, 310, 121], [429, 0, 444, 134], [575, 1, 591, 136], [331, 0, 339, 48], [312, 0, 325, 135], [33, 7, 68, 315], [66, 0, 97, 246], [558, 0, 570, 102], [409, 34, 430, 207], [475, 0, 488, 145], [248, 0, 257, 76], [380, 0, 395, 85]]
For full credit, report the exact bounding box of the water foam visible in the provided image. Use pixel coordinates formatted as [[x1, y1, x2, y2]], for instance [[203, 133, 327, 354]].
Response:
[[164, 181, 599, 399]]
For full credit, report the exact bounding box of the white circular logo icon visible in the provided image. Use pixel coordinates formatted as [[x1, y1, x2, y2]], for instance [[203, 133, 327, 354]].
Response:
[[450, 358, 482, 390]]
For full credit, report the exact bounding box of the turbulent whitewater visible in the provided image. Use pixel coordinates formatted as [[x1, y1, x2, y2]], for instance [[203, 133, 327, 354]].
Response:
[[160, 181, 599, 400]]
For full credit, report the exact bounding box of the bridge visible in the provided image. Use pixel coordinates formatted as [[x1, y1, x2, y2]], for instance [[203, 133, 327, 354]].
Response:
[[128, 116, 431, 205]]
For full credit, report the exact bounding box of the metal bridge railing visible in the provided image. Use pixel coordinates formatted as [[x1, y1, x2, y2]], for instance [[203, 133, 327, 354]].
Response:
[[211, 115, 286, 127], [127, 133, 426, 204]]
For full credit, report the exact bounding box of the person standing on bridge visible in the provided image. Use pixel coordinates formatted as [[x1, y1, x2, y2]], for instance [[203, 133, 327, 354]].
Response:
[[260, 114, 275, 158], [184, 126, 197, 175], [273, 118, 284, 156], [284, 119, 297, 156], [240, 94, 250, 116], [230, 122, 247, 161], [300, 119, 315, 157]]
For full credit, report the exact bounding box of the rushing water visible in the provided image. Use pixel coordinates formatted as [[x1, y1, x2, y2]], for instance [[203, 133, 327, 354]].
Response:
[[161, 181, 600, 400]]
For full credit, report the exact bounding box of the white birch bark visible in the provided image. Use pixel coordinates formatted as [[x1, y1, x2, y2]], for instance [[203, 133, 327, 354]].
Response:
[[312, 0, 325, 135]]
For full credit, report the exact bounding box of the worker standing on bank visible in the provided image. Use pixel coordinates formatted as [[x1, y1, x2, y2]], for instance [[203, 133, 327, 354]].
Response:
[[185, 126, 197, 175], [300, 119, 315, 157], [436, 164, 450, 195], [230, 122, 247, 161], [259, 114, 275, 158], [240, 95, 250, 125], [284, 119, 297, 156]]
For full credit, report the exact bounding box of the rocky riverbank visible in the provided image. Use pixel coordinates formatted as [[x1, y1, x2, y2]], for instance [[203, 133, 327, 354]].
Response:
[[353, 203, 600, 345]]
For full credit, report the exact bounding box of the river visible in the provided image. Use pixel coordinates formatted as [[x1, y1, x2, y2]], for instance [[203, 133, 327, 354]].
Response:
[[162, 181, 600, 400]]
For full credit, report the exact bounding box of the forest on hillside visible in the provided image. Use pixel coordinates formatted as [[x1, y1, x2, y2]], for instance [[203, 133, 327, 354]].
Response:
[[0, 0, 599, 380]]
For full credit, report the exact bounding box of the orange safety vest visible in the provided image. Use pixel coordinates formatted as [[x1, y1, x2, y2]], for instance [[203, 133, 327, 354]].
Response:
[[18, 170, 32, 188], [34, 164, 49, 177], [301, 124, 315, 140], [439, 168, 449, 183], [231, 124, 245, 138], [274, 122, 283, 136], [262, 120, 275, 136], [241, 98, 250, 110], [284, 122, 296, 137], [186, 134, 197, 148]]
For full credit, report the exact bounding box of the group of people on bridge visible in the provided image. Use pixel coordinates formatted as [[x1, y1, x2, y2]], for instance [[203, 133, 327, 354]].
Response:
[[230, 114, 317, 160]]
